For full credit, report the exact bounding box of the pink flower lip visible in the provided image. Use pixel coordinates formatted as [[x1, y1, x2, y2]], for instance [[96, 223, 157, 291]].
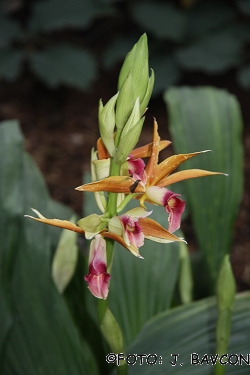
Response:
[[84, 235, 111, 299], [145, 186, 185, 233], [120, 215, 144, 248], [127, 156, 147, 186]]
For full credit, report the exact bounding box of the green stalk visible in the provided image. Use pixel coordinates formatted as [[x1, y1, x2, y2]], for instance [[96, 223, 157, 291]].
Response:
[[97, 129, 128, 375]]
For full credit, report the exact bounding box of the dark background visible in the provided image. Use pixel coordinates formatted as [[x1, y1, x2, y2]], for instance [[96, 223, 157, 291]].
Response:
[[0, 0, 250, 290]]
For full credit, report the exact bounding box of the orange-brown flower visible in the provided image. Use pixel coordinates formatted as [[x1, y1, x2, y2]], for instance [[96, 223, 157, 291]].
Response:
[[25, 208, 184, 258], [76, 119, 225, 231]]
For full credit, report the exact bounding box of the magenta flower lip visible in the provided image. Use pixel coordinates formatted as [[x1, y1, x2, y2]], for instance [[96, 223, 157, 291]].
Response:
[[84, 235, 111, 299], [145, 186, 185, 233]]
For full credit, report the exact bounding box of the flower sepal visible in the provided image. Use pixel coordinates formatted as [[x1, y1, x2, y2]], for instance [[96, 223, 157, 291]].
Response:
[[25, 208, 84, 234], [98, 92, 118, 157], [78, 214, 108, 239]]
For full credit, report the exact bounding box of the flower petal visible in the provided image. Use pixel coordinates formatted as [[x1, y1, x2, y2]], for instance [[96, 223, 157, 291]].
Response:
[[145, 186, 168, 206], [164, 193, 185, 233], [84, 273, 111, 299], [84, 235, 111, 299], [120, 215, 144, 248], [124, 207, 152, 219], [25, 208, 84, 234], [127, 156, 146, 182], [76, 176, 145, 194], [102, 231, 144, 258], [130, 139, 171, 159], [145, 118, 161, 185], [139, 217, 185, 243], [88, 235, 107, 273], [97, 137, 110, 160], [145, 187, 185, 232], [152, 150, 212, 186], [157, 169, 227, 187]]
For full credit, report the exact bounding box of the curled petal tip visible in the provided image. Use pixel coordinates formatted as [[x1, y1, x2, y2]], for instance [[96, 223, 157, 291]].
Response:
[[180, 238, 187, 244], [137, 253, 144, 259]]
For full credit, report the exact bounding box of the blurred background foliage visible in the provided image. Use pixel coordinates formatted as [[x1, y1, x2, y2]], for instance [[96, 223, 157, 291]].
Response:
[[1, 0, 250, 93]]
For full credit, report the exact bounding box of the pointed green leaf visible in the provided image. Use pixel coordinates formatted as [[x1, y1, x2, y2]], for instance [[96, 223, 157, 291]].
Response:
[[164, 87, 244, 288]]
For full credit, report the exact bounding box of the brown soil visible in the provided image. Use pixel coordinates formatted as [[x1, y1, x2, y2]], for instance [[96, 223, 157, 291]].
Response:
[[0, 68, 249, 292]]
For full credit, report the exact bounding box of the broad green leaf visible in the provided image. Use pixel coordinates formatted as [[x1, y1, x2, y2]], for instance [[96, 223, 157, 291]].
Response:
[[0, 48, 23, 80], [52, 215, 78, 293], [164, 87, 244, 288], [29, 0, 113, 32], [0, 120, 22, 367], [30, 44, 96, 90], [0, 120, 98, 375], [176, 30, 242, 72], [127, 292, 250, 374], [131, 2, 186, 42]]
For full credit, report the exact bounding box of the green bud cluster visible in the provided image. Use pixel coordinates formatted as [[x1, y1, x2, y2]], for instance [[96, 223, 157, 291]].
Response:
[[98, 33, 154, 164]]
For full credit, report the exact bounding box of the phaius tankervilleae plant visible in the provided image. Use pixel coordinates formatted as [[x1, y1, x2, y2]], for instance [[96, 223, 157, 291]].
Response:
[[25, 34, 225, 374]]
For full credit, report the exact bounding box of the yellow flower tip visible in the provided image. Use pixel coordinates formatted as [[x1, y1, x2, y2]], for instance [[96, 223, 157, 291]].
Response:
[[139, 194, 147, 209], [130, 248, 144, 259], [180, 238, 188, 244]]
